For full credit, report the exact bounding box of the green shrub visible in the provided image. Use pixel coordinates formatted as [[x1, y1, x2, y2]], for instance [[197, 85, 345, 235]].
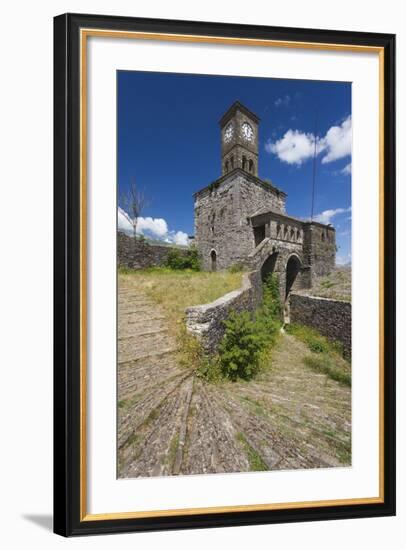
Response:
[[262, 273, 281, 319], [218, 311, 263, 381], [255, 313, 280, 348], [213, 273, 282, 382], [164, 248, 200, 271], [196, 355, 223, 383]]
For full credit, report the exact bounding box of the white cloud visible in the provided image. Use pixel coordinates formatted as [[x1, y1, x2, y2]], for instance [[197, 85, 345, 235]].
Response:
[[264, 130, 319, 165], [336, 253, 352, 266], [172, 231, 189, 246], [265, 115, 352, 166], [313, 206, 351, 225], [342, 162, 352, 175], [274, 94, 291, 108], [320, 116, 352, 164], [117, 207, 134, 235], [118, 207, 189, 246], [137, 216, 168, 237]]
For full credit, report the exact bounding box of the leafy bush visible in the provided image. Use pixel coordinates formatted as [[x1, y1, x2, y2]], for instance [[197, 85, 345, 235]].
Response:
[[218, 311, 263, 381], [262, 273, 281, 320], [202, 273, 282, 383], [196, 355, 223, 383], [164, 248, 200, 271], [255, 313, 280, 349]]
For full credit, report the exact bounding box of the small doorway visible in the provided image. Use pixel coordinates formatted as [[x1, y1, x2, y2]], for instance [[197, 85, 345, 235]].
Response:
[[210, 250, 217, 272], [285, 255, 301, 298]]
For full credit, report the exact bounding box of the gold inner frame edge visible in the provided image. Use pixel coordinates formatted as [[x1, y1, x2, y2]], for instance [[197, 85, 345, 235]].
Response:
[[79, 28, 385, 522]]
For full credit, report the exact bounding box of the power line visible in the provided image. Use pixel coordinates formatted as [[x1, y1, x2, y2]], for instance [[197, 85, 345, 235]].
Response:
[[310, 112, 318, 221]]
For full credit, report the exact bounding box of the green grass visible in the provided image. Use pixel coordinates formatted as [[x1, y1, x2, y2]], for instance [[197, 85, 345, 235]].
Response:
[[166, 433, 180, 468], [285, 323, 343, 357], [336, 444, 352, 464], [117, 394, 141, 410], [119, 268, 244, 371], [236, 432, 268, 471], [145, 407, 160, 425], [119, 268, 243, 323], [239, 395, 267, 417], [285, 323, 351, 386], [303, 354, 351, 386], [123, 432, 139, 448]]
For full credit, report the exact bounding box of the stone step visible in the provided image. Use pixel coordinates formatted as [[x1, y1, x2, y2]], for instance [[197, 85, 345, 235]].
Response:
[[119, 376, 194, 478], [118, 327, 169, 340], [118, 345, 179, 365], [117, 275, 351, 478]]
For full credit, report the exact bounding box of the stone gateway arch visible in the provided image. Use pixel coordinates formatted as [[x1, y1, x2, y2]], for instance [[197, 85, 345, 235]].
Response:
[[193, 101, 336, 305]]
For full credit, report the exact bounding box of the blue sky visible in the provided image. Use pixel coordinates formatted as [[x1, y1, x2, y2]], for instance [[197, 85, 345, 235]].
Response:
[[118, 71, 352, 264]]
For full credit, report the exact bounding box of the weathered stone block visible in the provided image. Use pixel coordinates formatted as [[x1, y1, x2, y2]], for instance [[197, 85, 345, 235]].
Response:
[[185, 271, 263, 353]]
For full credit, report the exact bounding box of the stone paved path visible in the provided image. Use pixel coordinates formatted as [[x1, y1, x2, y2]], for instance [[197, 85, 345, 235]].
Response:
[[118, 280, 351, 478]]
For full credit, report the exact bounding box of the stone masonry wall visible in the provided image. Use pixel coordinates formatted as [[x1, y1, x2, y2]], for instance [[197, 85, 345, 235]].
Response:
[[194, 170, 286, 271], [303, 223, 336, 279], [117, 231, 189, 269], [185, 271, 263, 353], [289, 293, 351, 359]]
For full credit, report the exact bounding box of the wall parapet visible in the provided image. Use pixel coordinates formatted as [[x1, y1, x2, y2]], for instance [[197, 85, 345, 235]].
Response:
[[185, 270, 263, 353], [289, 293, 351, 360]]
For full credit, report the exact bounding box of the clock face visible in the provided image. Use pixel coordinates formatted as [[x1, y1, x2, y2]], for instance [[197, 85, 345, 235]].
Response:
[[224, 123, 234, 143], [241, 122, 254, 142]]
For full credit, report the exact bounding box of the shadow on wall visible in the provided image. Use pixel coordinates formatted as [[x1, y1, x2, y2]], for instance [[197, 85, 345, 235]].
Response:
[[261, 252, 277, 281]]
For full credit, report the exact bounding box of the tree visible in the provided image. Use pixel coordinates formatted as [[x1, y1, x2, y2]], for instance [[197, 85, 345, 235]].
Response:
[[120, 179, 149, 239]]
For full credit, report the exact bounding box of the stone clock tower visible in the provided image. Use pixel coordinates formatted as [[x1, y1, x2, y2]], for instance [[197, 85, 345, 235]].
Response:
[[219, 101, 260, 177], [193, 99, 335, 288]]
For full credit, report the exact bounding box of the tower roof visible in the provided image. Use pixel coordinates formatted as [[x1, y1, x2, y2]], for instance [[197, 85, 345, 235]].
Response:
[[219, 101, 260, 126]]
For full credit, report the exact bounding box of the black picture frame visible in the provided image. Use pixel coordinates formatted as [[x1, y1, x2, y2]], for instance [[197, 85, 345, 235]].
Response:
[[54, 12, 396, 537]]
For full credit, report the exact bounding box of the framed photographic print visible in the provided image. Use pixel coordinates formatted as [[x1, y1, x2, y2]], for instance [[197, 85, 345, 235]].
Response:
[[53, 13, 396, 536]]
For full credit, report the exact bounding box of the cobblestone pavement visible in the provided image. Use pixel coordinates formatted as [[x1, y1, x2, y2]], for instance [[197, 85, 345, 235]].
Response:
[[117, 280, 351, 478]]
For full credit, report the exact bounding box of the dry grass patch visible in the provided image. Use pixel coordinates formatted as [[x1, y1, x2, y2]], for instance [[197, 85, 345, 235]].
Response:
[[118, 267, 244, 369], [119, 267, 243, 323]]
